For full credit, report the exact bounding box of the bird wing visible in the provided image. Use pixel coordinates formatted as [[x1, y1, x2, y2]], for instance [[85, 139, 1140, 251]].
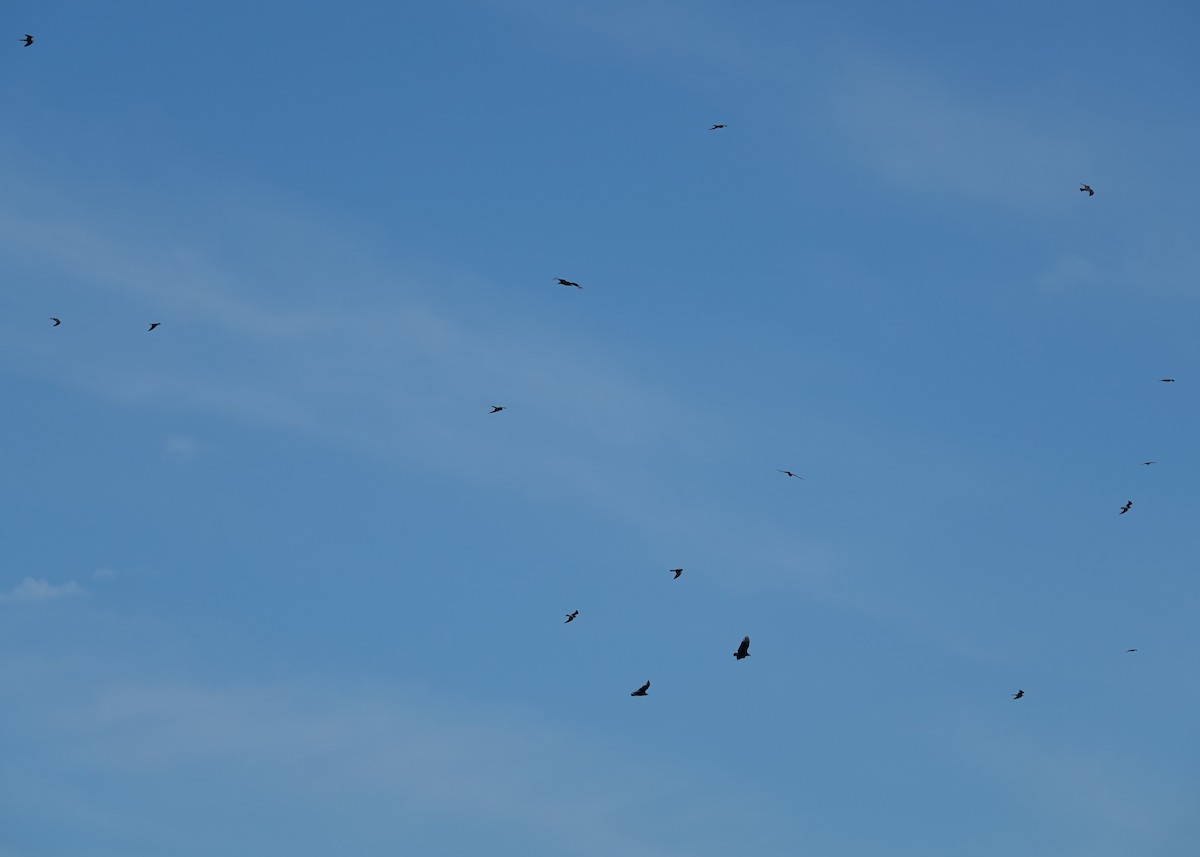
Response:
[[737, 636, 750, 656], [638, 681, 650, 693]]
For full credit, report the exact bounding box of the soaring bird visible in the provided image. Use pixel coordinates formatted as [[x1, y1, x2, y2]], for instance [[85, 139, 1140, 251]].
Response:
[[1161, 378, 1175, 383], [21, 34, 33, 47], [1126, 648, 1138, 653], [555, 278, 582, 289], [1079, 184, 1094, 196], [147, 323, 161, 331], [1013, 689, 1025, 700], [1142, 461, 1157, 466], [49, 317, 61, 326], [733, 636, 751, 660], [630, 680, 650, 697], [778, 470, 803, 479], [564, 610, 579, 623], [670, 568, 683, 579], [1120, 500, 1133, 515], [489, 405, 506, 413], [710, 124, 727, 130]]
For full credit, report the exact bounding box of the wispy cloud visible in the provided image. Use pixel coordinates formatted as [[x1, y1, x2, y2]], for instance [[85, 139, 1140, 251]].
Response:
[[0, 576, 86, 604]]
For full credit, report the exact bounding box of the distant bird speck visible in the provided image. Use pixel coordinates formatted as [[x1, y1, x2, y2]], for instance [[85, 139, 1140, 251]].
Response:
[[1013, 689, 1025, 700], [630, 680, 651, 697], [49, 317, 61, 326], [710, 124, 727, 130], [21, 34, 33, 47], [489, 406, 506, 414], [1161, 378, 1175, 383], [1079, 184, 1094, 196], [1126, 648, 1138, 653], [147, 323, 161, 332], [733, 636, 751, 660], [555, 278, 582, 289], [1142, 461, 1156, 466], [1120, 500, 1133, 515], [564, 610, 578, 624], [778, 470, 803, 479], [670, 568, 683, 579]]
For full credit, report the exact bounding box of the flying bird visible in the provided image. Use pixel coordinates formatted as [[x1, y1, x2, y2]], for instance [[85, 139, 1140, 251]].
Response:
[[733, 636, 751, 660], [670, 568, 683, 579], [489, 405, 506, 413], [1120, 500, 1133, 515], [630, 680, 651, 697], [21, 34, 33, 47], [709, 124, 727, 130], [1012, 689, 1025, 700], [555, 278, 582, 289], [1079, 184, 1094, 196], [49, 317, 61, 326], [1142, 461, 1156, 466], [147, 323, 161, 331], [1161, 378, 1175, 383], [778, 470, 803, 479], [564, 610, 579, 623], [1126, 648, 1138, 653]]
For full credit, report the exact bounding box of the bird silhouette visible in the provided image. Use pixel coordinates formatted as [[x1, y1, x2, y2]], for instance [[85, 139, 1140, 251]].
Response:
[[670, 568, 683, 579], [1079, 184, 1094, 196], [1126, 648, 1138, 653], [489, 405, 506, 413], [555, 278, 582, 289], [778, 470, 803, 479], [147, 323, 161, 332], [49, 317, 61, 326], [1120, 500, 1133, 515], [1142, 461, 1157, 466], [710, 124, 727, 130], [733, 636, 750, 660], [1013, 689, 1025, 700], [630, 680, 651, 697], [21, 34, 33, 47], [564, 610, 579, 623], [1161, 378, 1175, 383]]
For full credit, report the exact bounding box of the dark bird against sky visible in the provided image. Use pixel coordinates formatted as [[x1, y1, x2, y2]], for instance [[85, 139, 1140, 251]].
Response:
[[778, 470, 803, 479], [1142, 461, 1156, 466], [1161, 378, 1175, 382], [49, 317, 61, 326], [734, 636, 750, 660], [21, 34, 33, 47], [1013, 689, 1025, 700], [1126, 648, 1138, 653], [710, 124, 727, 130], [564, 610, 578, 623], [1079, 184, 1094, 196], [147, 323, 161, 331], [489, 405, 506, 413], [555, 278, 582, 289], [630, 680, 650, 697], [670, 568, 683, 579], [1120, 500, 1133, 515]]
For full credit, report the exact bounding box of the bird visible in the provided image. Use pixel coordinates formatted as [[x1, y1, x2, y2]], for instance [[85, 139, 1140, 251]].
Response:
[[733, 636, 750, 660], [489, 405, 506, 413], [21, 34, 33, 47], [49, 317, 61, 326], [1079, 184, 1094, 196], [709, 124, 727, 130], [1126, 648, 1138, 653], [147, 323, 161, 332], [1013, 689, 1025, 700], [1161, 378, 1175, 383], [555, 278, 582, 289], [778, 470, 803, 479], [564, 610, 579, 623], [670, 568, 683, 579], [1120, 500, 1133, 515], [630, 680, 651, 697], [1142, 461, 1157, 466]]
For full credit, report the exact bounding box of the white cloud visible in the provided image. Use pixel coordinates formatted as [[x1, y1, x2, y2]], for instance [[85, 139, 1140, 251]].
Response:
[[0, 576, 86, 604]]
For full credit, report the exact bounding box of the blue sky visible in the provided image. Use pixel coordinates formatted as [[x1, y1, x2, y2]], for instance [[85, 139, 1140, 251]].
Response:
[[2, 1, 1199, 855]]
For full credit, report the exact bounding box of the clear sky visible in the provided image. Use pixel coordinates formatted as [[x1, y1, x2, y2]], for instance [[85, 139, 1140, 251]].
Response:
[[2, 1, 1198, 855]]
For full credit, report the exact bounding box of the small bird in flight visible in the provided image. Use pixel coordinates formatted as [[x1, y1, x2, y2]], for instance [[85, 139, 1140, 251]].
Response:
[[1161, 378, 1175, 383], [1120, 500, 1133, 515], [147, 323, 161, 332], [733, 636, 751, 660], [49, 317, 61, 326], [555, 278, 582, 289], [1142, 461, 1156, 466], [564, 610, 579, 623], [1012, 689, 1025, 700], [21, 34, 33, 47], [489, 405, 506, 413], [1079, 184, 1094, 196], [778, 470, 803, 479], [1126, 648, 1138, 653], [630, 680, 651, 697], [709, 124, 727, 130], [670, 568, 683, 579]]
